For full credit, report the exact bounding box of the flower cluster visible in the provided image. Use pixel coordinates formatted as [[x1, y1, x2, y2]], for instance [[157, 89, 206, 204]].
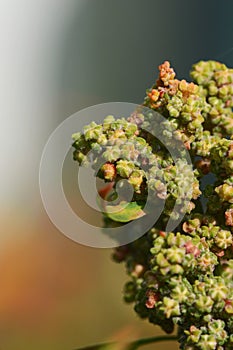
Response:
[[72, 114, 198, 223], [191, 61, 233, 136], [144, 61, 210, 148], [114, 218, 233, 349], [72, 60, 233, 349]]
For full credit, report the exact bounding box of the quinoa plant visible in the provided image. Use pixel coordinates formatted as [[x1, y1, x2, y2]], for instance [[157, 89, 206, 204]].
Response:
[[73, 60, 233, 349]]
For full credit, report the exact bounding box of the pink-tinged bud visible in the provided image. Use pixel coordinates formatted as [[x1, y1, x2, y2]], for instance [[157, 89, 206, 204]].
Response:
[[131, 264, 144, 278], [101, 162, 116, 181], [215, 250, 225, 257], [225, 208, 233, 226], [184, 241, 201, 257], [145, 290, 159, 309], [225, 299, 233, 314], [184, 140, 191, 150], [159, 231, 166, 238]]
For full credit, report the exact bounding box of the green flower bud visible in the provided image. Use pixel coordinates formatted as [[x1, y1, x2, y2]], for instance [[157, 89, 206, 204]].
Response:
[[215, 183, 233, 203], [169, 264, 184, 275], [208, 81, 218, 95], [103, 115, 115, 130], [124, 123, 138, 137], [199, 334, 217, 350], [116, 160, 135, 178], [123, 281, 137, 303], [84, 122, 103, 141], [214, 229, 233, 249], [166, 246, 185, 264], [97, 134, 108, 145], [208, 279, 228, 301], [171, 284, 189, 303], [156, 253, 169, 268], [220, 260, 233, 281], [184, 325, 201, 344], [73, 150, 88, 166], [128, 170, 145, 193], [208, 319, 228, 345], [160, 297, 180, 318], [102, 146, 121, 162], [197, 252, 218, 272], [195, 295, 214, 313]]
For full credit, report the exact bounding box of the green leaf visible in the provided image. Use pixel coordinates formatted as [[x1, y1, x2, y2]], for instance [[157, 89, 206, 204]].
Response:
[[105, 201, 145, 222], [97, 183, 145, 222]]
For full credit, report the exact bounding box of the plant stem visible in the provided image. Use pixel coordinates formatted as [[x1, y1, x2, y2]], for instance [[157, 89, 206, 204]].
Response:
[[75, 335, 178, 350], [126, 335, 178, 350]]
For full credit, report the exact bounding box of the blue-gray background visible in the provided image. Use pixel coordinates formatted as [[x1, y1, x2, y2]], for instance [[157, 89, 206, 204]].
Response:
[[1, 1, 233, 349]]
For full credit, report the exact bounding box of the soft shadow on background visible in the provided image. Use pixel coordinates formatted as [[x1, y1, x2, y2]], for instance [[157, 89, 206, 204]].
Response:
[[1, 1, 233, 349]]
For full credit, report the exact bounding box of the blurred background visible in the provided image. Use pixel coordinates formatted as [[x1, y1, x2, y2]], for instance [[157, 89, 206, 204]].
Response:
[[1, 0, 233, 349]]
